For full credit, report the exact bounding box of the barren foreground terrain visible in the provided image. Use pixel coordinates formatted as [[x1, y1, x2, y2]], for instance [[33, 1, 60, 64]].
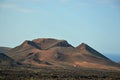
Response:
[[0, 66, 120, 80]]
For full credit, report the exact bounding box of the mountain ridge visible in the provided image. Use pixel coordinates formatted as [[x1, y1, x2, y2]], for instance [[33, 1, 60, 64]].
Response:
[[0, 38, 120, 70], [76, 43, 110, 60]]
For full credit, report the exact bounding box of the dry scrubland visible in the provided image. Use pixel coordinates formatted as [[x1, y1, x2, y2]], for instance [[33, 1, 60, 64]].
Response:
[[0, 66, 120, 80]]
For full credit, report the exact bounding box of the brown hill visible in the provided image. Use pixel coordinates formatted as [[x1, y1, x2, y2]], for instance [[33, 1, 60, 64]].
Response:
[[6, 38, 120, 70], [74, 43, 112, 64], [0, 53, 17, 66], [0, 47, 11, 53]]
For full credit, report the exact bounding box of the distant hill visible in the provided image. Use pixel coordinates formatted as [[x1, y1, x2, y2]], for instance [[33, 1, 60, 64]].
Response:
[[104, 53, 120, 62], [0, 53, 16, 66], [0, 47, 11, 53], [1, 38, 120, 71]]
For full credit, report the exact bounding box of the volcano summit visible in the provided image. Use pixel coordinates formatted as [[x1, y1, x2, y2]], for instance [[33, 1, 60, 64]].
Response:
[[1, 38, 120, 70]]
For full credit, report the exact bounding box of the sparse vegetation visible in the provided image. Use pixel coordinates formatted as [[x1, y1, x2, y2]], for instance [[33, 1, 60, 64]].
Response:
[[0, 66, 120, 80]]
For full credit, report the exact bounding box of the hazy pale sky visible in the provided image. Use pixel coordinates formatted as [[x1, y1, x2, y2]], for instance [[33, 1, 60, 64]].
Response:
[[0, 0, 120, 55]]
